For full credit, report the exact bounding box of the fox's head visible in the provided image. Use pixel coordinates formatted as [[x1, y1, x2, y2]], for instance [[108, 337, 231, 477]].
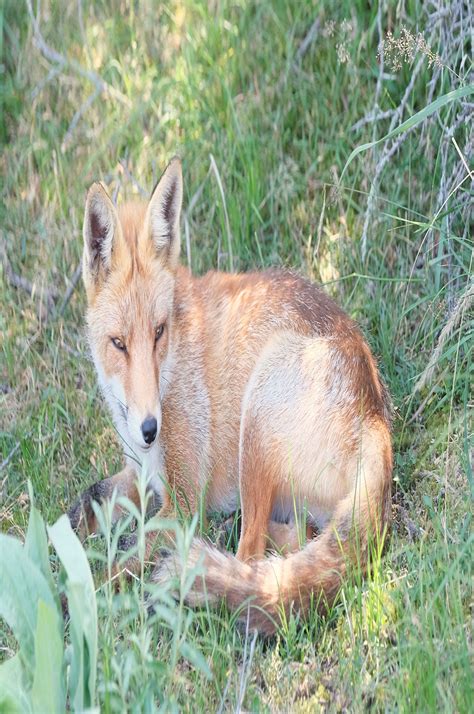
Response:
[[82, 158, 182, 457]]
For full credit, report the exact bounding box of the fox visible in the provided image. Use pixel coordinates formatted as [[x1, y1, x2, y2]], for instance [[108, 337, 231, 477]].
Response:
[[68, 157, 392, 634]]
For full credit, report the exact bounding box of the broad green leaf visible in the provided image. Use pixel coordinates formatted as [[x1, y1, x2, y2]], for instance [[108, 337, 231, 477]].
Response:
[[148, 603, 176, 627], [0, 655, 31, 714], [179, 641, 212, 679], [24, 482, 57, 603], [341, 84, 474, 181], [0, 535, 56, 681], [48, 515, 97, 713], [31, 599, 65, 714]]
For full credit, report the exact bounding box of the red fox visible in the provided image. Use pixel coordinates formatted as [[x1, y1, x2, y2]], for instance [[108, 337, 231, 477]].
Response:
[[69, 157, 392, 633]]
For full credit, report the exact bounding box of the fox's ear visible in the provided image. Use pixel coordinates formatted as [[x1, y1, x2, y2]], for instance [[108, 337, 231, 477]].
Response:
[[83, 182, 118, 284], [147, 157, 182, 268]]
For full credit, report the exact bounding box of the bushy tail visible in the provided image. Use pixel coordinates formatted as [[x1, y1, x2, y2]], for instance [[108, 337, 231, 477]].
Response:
[[154, 447, 392, 634]]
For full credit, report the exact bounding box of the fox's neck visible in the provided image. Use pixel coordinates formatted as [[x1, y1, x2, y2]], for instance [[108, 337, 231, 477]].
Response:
[[160, 265, 200, 396], [169, 264, 204, 342]]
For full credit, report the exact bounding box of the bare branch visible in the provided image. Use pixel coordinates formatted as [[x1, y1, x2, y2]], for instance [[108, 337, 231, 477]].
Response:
[[374, 0, 385, 114], [277, 15, 321, 90], [350, 109, 394, 133], [360, 51, 427, 259], [118, 159, 147, 198], [451, 136, 474, 179], [294, 17, 321, 64], [61, 87, 101, 151], [31, 63, 65, 99], [0, 432, 33, 473], [1, 245, 57, 318], [58, 263, 83, 316], [26, 0, 131, 108], [360, 125, 416, 258]]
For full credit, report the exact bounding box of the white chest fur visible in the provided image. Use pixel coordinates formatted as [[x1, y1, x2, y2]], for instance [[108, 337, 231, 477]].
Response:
[[125, 440, 167, 501]]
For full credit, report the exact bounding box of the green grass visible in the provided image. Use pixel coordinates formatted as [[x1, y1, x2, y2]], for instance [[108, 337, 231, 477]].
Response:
[[1, 1, 472, 711]]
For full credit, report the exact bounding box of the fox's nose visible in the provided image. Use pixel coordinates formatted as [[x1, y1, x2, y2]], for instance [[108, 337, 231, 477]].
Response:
[[141, 416, 158, 445]]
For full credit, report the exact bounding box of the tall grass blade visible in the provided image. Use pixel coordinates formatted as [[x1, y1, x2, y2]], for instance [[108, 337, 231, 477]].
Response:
[[340, 85, 474, 180]]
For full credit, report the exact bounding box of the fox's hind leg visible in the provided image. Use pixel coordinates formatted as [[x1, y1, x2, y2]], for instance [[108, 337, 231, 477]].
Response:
[[222, 512, 313, 555], [235, 421, 312, 561], [236, 333, 329, 563], [235, 414, 280, 562], [266, 521, 315, 555]]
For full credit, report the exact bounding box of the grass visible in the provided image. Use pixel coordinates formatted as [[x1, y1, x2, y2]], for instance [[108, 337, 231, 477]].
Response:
[[1, 0, 472, 711]]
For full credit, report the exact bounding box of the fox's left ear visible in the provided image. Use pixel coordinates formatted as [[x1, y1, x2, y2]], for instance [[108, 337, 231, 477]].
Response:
[[83, 182, 118, 290], [147, 157, 183, 268]]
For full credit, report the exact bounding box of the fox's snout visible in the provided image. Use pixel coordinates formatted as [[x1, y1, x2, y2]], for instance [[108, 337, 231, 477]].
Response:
[[141, 416, 158, 445], [124, 403, 162, 451]]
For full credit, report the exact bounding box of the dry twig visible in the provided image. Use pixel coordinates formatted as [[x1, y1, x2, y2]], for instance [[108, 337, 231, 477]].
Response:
[[1, 244, 57, 318], [26, 0, 130, 106], [118, 159, 148, 198], [277, 16, 321, 90], [58, 263, 83, 316], [0, 430, 33, 475], [26, 0, 131, 148], [294, 17, 321, 64]]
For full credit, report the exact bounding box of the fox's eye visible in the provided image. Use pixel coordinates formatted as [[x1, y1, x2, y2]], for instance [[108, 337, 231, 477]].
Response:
[[155, 325, 164, 342], [111, 337, 126, 352]]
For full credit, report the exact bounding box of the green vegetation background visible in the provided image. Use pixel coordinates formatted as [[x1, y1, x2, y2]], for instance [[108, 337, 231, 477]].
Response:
[[1, 1, 472, 711]]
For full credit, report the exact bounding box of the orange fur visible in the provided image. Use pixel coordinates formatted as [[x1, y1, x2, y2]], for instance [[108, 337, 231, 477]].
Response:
[[69, 158, 393, 633]]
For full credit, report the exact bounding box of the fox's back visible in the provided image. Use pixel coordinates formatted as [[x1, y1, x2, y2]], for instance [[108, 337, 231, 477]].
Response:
[[168, 268, 389, 505], [185, 269, 380, 401], [195, 268, 354, 339]]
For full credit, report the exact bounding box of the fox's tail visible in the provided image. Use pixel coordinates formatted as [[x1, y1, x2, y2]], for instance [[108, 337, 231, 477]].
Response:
[[153, 444, 392, 634]]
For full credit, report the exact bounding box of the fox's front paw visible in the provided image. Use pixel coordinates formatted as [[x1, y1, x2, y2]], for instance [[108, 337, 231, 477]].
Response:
[[67, 481, 107, 538]]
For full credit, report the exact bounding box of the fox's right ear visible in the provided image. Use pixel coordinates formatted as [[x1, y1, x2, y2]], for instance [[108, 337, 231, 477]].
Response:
[[147, 157, 183, 268], [83, 182, 117, 287]]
